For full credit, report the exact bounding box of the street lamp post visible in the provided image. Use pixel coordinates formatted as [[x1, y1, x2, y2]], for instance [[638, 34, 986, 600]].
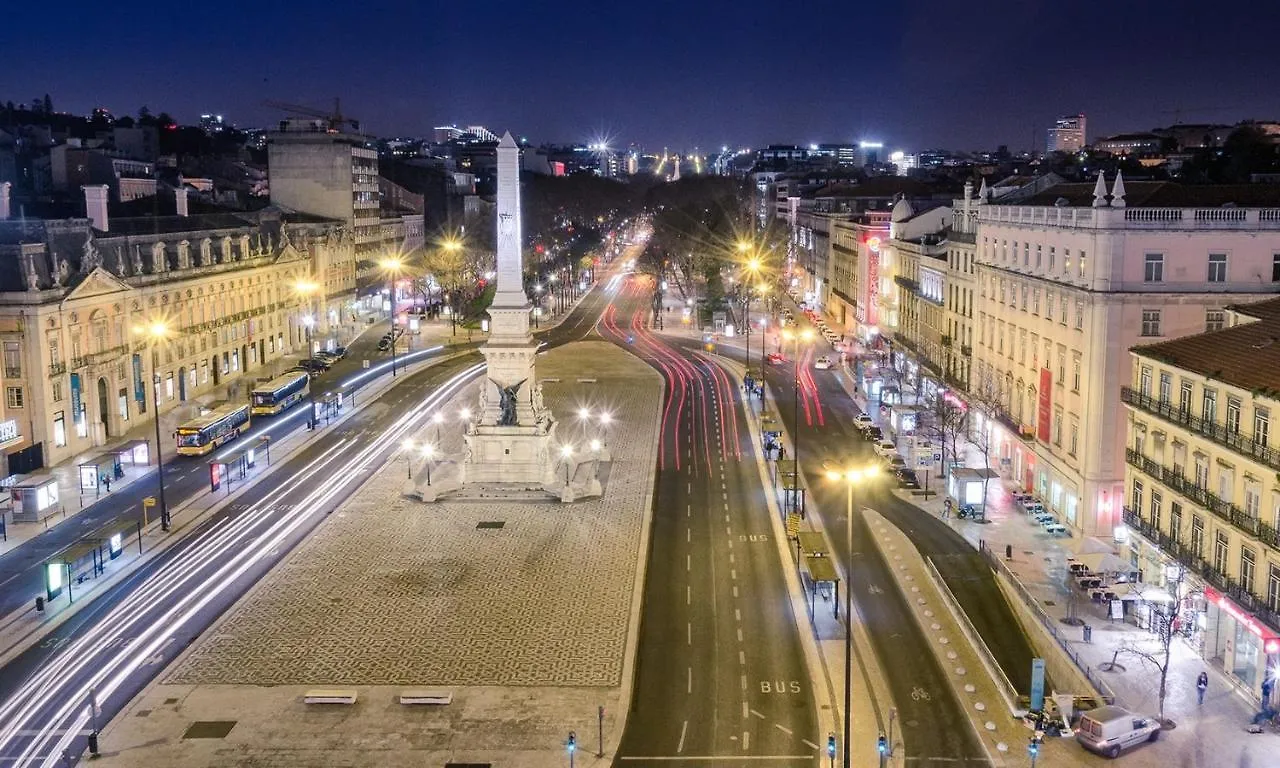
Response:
[[826, 464, 880, 768], [433, 412, 444, 443], [136, 322, 172, 531], [422, 443, 435, 486], [402, 438, 415, 479], [379, 257, 404, 376], [561, 444, 573, 486]]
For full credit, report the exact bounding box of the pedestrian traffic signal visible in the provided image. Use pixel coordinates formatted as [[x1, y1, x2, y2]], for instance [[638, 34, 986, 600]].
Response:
[[827, 734, 836, 758], [877, 734, 887, 754], [567, 731, 576, 753]]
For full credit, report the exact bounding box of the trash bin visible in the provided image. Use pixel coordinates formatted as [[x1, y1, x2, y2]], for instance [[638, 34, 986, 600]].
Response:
[[1083, 624, 1092, 643]]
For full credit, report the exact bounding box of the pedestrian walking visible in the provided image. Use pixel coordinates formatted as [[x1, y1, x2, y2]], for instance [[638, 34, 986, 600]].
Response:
[[1196, 671, 1208, 705]]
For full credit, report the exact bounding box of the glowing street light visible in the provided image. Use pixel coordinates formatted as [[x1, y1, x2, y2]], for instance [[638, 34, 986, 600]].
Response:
[[561, 444, 574, 485], [380, 257, 405, 376], [421, 443, 435, 486], [133, 321, 173, 531], [825, 463, 881, 768]]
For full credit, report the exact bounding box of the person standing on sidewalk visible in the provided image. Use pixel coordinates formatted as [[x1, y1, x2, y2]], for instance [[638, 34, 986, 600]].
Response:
[[1196, 671, 1208, 705]]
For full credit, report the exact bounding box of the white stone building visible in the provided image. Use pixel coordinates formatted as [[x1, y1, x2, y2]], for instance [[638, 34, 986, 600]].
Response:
[[972, 175, 1280, 535]]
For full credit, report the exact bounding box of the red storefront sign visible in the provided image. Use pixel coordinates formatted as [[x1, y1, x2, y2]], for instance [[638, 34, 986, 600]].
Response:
[[1205, 586, 1280, 652], [865, 248, 880, 327], [1037, 368, 1052, 443]]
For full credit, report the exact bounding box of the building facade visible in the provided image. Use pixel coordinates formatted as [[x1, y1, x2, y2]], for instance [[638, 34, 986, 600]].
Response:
[[1047, 114, 1087, 154], [1122, 296, 1280, 707], [0, 202, 344, 470], [972, 176, 1280, 536]]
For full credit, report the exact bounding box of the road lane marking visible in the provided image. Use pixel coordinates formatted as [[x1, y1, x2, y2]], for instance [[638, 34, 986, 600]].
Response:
[[740, 674, 747, 691], [726, 526, 732, 535], [774, 724, 793, 736], [731, 569, 737, 580], [742, 731, 750, 750], [738, 650, 746, 665], [729, 553, 735, 564], [687, 623, 691, 645], [688, 667, 693, 693], [678, 720, 688, 753], [750, 709, 765, 719], [802, 740, 820, 751], [742, 702, 749, 719], [687, 586, 691, 604], [733, 586, 739, 598], [734, 608, 741, 621], [737, 628, 743, 642]]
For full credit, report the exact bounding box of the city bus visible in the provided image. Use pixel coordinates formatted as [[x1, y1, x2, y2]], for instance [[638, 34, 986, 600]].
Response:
[[250, 370, 310, 416], [175, 403, 251, 456]]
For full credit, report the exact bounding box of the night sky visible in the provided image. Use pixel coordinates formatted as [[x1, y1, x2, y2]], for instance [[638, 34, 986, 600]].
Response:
[[4, 0, 1278, 152]]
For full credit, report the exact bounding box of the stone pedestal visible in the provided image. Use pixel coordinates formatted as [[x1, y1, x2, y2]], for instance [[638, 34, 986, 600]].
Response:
[[460, 422, 558, 486]]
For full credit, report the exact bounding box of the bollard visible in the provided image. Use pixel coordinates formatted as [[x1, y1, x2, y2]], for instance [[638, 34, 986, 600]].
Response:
[[1005, 544, 1013, 560], [35, 596, 44, 612]]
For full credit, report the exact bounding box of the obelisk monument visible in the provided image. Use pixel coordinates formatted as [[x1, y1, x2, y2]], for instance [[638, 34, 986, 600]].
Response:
[[458, 132, 558, 486]]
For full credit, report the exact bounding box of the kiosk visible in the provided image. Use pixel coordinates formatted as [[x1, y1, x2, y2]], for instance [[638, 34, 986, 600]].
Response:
[[10, 475, 61, 523]]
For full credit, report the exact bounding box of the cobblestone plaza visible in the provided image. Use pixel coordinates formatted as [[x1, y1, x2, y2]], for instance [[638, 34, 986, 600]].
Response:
[[168, 341, 661, 689]]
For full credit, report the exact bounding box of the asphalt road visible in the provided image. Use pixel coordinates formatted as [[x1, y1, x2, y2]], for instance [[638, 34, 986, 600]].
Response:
[[606, 274, 819, 764], [651, 325, 984, 764], [0, 275, 616, 766], [0, 318, 452, 618]]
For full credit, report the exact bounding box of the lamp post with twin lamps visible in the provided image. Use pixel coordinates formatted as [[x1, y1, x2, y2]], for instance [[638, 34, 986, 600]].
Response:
[[134, 322, 173, 531], [560, 444, 574, 486], [401, 439, 437, 484], [824, 463, 881, 768], [379, 256, 404, 376]]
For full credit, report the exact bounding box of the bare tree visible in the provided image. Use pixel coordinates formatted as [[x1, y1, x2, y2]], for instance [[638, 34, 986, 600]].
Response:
[[1115, 577, 1186, 727], [966, 365, 1005, 518], [920, 386, 968, 482]]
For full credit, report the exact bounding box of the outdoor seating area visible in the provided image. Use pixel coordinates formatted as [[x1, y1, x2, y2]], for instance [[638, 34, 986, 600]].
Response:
[[1011, 491, 1072, 537]]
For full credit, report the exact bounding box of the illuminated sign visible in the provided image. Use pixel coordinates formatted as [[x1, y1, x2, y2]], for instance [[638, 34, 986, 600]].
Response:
[[1206, 587, 1279, 642], [46, 562, 63, 591], [866, 236, 882, 253]]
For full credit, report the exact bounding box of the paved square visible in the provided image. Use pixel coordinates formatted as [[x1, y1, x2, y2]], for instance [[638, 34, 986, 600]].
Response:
[[167, 341, 661, 688]]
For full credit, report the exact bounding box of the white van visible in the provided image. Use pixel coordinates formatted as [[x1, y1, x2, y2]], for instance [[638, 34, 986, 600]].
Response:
[[1075, 705, 1161, 758]]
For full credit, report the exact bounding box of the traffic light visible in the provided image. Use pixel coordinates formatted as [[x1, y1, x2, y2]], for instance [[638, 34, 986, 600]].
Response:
[[827, 734, 836, 758], [567, 731, 576, 753], [877, 734, 888, 755]]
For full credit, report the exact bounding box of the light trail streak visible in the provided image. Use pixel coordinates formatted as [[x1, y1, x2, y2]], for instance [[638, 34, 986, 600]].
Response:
[[0, 362, 484, 766]]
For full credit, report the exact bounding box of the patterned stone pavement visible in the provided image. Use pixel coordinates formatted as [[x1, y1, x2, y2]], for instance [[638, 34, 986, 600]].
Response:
[[168, 341, 662, 688]]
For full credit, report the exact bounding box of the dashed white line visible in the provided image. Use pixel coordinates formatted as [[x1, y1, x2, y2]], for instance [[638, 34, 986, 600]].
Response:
[[731, 569, 737, 580], [738, 650, 746, 665], [686, 586, 691, 604], [740, 674, 748, 691], [687, 554, 691, 571], [774, 724, 793, 736], [688, 667, 693, 694], [729, 553, 736, 564], [733, 586, 739, 598], [742, 702, 749, 719], [742, 731, 750, 750], [737, 628, 743, 642], [802, 739, 821, 751], [734, 608, 741, 622], [750, 709, 765, 719], [687, 623, 692, 645], [678, 720, 688, 753]]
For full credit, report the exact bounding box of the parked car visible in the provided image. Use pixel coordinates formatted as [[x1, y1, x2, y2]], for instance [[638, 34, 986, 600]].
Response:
[[1075, 705, 1161, 758], [813, 356, 833, 370], [863, 425, 884, 441], [894, 468, 920, 488], [885, 454, 908, 470], [329, 346, 348, 359], [765, 352, 786, 365], [297, 357, 331, 370], [853, 413, 874, 429], [873, 440, 897, 457], [377, 338, 393, 352], [286, 365, 322, 379], [1043, 521, 1069, 535], [314, 351, 341, 362]]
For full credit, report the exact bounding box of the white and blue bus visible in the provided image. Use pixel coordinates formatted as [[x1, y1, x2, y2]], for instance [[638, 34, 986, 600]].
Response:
[[175, 403, 251, 456], [250, 370, 311, 416]]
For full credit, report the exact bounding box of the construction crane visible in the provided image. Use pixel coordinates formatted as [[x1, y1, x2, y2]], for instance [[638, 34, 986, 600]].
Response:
[[262, 98, 360, 133]]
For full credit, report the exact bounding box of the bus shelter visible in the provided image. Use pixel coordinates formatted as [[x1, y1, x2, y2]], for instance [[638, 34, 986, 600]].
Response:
[[779, 471, 806, 519], [209, 445, 260, 493], [803, 556, 840, 620], [112, 439, 151, 466], [314, 391, 346, 426], [78, 453, 123, 497], [44, 539, 103, 603], [10, 475, 61, 523]]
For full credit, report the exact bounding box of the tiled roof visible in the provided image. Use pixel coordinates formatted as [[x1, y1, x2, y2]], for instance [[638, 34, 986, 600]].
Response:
[[1134, 296, 1280, 394], [1013, 182, 1280, 208]]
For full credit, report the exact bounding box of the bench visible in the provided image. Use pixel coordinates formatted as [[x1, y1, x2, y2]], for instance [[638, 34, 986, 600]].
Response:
[[399, 689, 453, 706], [303, 689, 359, 705]]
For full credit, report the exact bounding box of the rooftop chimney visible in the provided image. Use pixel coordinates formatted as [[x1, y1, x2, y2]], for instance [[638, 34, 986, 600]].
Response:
[[83, 184, 110, 232], [175, 186, 189, 217], [0, 182, 10, 220]]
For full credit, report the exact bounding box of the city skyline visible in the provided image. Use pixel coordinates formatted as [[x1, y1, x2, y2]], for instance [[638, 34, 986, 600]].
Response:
[[3, 0, 1279, 152]]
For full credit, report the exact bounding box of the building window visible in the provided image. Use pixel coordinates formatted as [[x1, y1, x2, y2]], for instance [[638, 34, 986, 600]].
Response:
[[1053, 408, 1063, 445], [1048, 246, 1056, 271], [1158, 372, 1171, 404], [1132, 478, 1144, 512], [1078, 251, 1087, 278], [1060, 297, 1068, 325], [51, 380, 63, 403], [1032, 289, 1040, 315], [1241, 547, 1256, 595], [1170, 502, 1182, 542], [1246, 483, 1261, 518], [53, 411, 66, 447], [1226, 397, 1241, 434], [1191, 515, 1205, 557], [1071, 355, 1082, 393], [1036, 244, 1042, 268], [1180, 380, 1193, 415], [1150, 490, 1162, 531], [1272, 254, 1280, 283], [1269, 565, 1280, 613], [1256, 408, 1271, 447], [1208, 253, 1228, 283], [1195, 455, 1210, 488], [1069, 418, 1079, 456], [1139, 366, 1152, 396], [1206, 309, 1226, 332], [1020, 285, 1028, 310], [1144, 253, 1164, 282], [1075, 301, 1084, 330], [5, 387, 23, 409], [118, 388, 129, 421], [1140, 310, 1161, 337], [1202, 389, 1217, 422], [164, 372, 174, 400], [1213, 531, 1229, 574], [2, 342, 20, 379]]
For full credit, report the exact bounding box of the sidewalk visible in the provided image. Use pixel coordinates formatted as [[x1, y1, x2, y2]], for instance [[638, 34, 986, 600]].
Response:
[[816, 340, 1280, 761]]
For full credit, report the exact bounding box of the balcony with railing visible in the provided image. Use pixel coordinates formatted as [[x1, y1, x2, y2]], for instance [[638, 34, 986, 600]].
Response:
[[1122, 506, 1280, 633], [1125, 448, 1280, 550], [48, 362, 65, 377], [1121, 387, 1280, 473]]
